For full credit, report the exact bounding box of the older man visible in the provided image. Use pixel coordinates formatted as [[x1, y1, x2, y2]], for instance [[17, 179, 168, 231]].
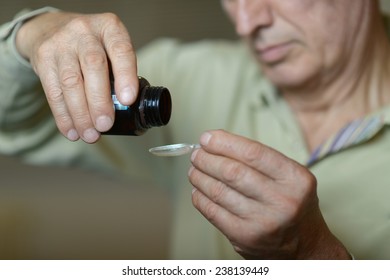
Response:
[[1, 0, 389, 259]]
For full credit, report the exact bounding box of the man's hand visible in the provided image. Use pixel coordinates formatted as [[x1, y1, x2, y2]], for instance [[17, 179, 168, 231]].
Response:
[[16, 11, 138, 143], [189, 130, 350, 259]]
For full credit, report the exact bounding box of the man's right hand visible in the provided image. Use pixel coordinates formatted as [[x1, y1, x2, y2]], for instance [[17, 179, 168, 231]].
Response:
[[16, 11, 139, 143]]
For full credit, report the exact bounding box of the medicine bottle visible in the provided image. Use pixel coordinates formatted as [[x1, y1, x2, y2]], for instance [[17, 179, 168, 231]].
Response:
[[103, 77, 172, 136]]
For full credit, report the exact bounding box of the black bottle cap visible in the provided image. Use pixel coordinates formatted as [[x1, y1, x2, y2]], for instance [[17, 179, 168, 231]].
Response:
[[140, 86, 172, 128]]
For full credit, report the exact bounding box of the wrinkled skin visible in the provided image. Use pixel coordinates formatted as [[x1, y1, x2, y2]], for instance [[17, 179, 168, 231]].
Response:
[[17, 12, 139, 143], [189, 130, 349, 259], [15, 0, 385, 259]]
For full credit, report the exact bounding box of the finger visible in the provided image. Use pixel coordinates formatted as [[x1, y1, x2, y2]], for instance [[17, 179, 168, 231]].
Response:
[[199, 130, 301, 180], [38, 63, 80, 141], [101, 14, 138, 105], [188, 165, 259, 217], [57, 52, 100, 143], [191, 185, 244, 241], [191, 149, 275, 201], [78, 35, 114, 132]]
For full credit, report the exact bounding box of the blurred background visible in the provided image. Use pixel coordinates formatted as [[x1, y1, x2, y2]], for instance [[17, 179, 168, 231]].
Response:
[[1, 0, 390, 260], [0, 0, 234, 260], [0, 0, 236, 49]]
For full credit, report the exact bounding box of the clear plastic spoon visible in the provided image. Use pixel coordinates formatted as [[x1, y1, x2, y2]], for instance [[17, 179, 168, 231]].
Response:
[[149, 143, 200, 157]]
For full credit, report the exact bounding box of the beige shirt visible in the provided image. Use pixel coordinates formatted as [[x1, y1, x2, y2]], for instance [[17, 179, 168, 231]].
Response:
[[1, 8, 390, 259]]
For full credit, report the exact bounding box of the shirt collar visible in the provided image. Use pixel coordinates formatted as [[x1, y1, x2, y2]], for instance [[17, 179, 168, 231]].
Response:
[[307, 106, 390, 167]]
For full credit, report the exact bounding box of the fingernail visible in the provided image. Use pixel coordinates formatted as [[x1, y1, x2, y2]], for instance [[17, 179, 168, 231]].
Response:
[[96, 115, 113, 132], [200, 132, 212, 146], [83, 128, 100, 143], [67, 129, 79, 141], [190, 149, 199, 162], [188, 166, 194, 177], [120, 87, 135, 105], [192, 188, 198, 195]]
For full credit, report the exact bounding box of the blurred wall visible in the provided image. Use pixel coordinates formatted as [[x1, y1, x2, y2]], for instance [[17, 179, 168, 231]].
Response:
[[2, 0, 390, 260], [0, 0, 236, 48], [0, 1, 234, 260], [382, 0, 390, 13]]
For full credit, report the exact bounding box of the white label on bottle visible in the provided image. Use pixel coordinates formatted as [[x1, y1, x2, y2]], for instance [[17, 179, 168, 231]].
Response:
[[112, 95, 129, 111]]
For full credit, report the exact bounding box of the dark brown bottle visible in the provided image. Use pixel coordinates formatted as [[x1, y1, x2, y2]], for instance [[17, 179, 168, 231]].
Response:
[[103, 77, 172, 135]]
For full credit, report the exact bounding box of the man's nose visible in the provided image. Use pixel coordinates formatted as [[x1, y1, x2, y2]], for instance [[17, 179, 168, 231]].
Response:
[[235, 0, 273, 37]]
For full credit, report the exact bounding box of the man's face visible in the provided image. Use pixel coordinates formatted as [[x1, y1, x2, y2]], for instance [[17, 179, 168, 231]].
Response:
[[221, 0, 373, 89]]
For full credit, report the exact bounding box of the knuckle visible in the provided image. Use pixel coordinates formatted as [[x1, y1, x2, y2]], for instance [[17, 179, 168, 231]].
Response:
[[221, 161, 245, 184], [102, 12, 121, 25], [301, 170, 317, 188], [45, 86, 63, 104], [54, 113, 72, 131], [60, 71, 83, 90], [56, 116, 70, 128], [46, 104, 73, 135], [203, 201, 219, 223], [67, 16, 91, 33], [82, 51, 107, 70], [243, 142, 267, 165], [191, 194, 218, 223], [299, 172, 318, 203], [293, 165, 317, 192], [109, 41, 134, 58], [209, 181, 227, 204], [101, 13, 128, 37]]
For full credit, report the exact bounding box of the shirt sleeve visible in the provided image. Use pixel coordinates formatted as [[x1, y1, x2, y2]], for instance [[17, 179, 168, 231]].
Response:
[[0, 7, 61, 157], [0, 7, 60, 68], [0, 7, 97, 169]]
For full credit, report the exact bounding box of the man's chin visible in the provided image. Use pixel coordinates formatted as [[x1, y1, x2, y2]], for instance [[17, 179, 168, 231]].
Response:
[[261, 65, 312, 90]]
